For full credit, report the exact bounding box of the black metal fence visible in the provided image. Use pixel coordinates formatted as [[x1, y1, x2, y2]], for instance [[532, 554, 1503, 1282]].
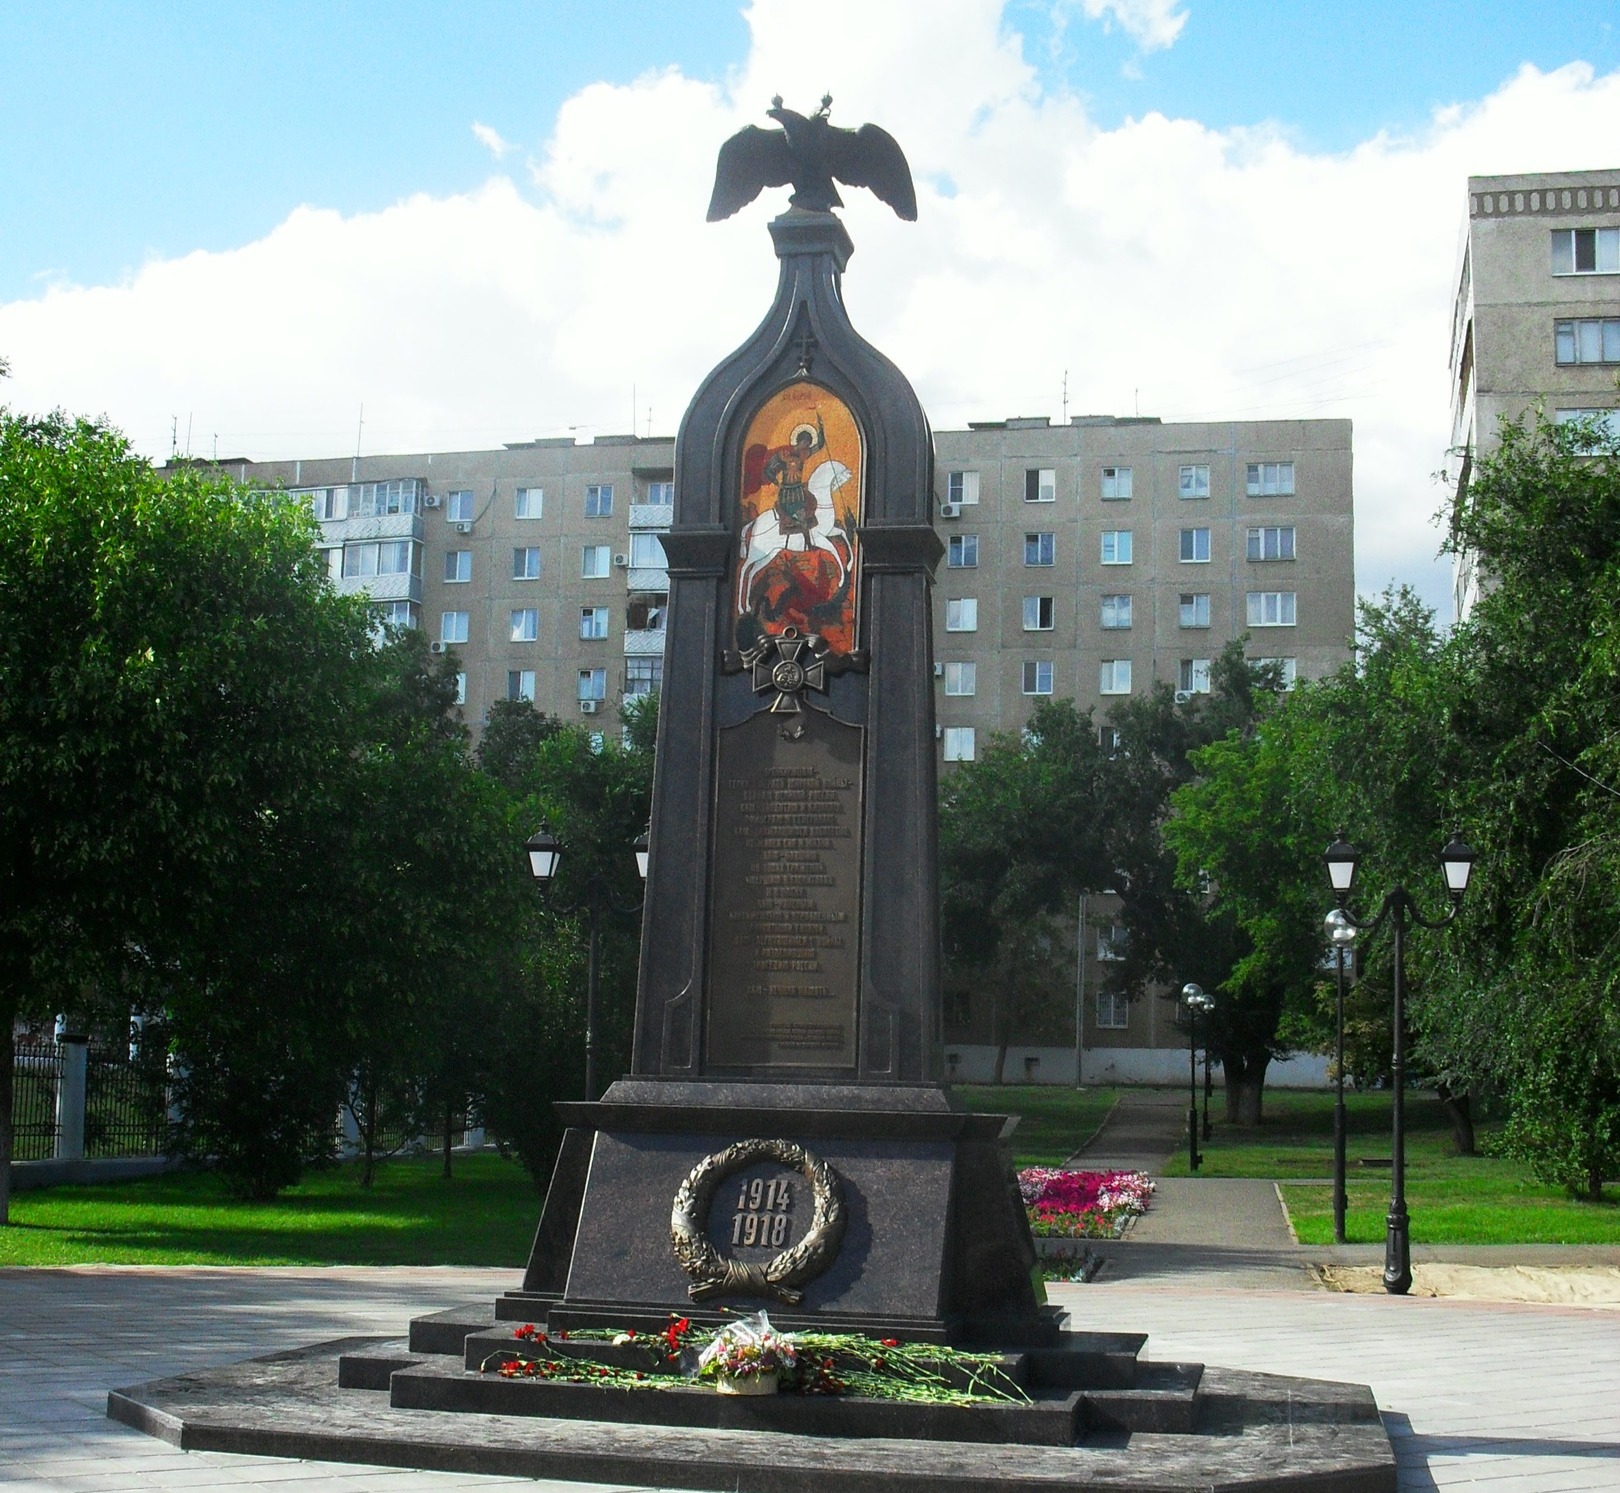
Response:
[[85, 1046, 168, 1158], [11, 1041, 63, 1162]]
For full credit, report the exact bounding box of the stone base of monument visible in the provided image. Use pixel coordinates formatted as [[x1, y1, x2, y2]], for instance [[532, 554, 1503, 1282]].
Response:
[[108, 1328, 1396, 1490]]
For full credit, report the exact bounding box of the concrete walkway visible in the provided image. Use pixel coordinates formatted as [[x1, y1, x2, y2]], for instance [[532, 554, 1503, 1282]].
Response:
[[3, 1264, 1617, 1491]]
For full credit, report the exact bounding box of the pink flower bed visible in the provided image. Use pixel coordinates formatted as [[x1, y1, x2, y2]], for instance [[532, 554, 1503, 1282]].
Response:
[[1017, 1167, 1154, 1238]]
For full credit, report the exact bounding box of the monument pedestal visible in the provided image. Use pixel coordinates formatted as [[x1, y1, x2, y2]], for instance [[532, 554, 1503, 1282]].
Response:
[[501, 1079, 1057, 1346]]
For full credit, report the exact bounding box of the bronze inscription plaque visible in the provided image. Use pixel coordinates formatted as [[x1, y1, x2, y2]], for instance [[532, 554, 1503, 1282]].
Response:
[[707, 707, 863, 1069]]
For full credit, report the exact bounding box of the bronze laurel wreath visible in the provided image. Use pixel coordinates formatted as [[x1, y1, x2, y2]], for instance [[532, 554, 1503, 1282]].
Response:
[[669, 1138, 846, 1305]]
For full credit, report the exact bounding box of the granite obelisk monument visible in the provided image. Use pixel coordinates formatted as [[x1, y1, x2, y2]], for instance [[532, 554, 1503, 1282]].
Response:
[[509, 98, 1052, 1343]]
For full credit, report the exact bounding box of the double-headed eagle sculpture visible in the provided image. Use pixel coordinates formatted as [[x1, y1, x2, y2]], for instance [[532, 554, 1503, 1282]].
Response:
[[707, 95, 917, 222]]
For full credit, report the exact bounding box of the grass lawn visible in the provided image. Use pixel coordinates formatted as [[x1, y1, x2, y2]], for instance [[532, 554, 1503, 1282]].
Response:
[[0, 1151, 542, 1267], [1153, 1086, 1619, 1245], [951, 1085, 1120, 1167]]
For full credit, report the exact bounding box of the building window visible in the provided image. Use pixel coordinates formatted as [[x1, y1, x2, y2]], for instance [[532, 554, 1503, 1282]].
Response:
[[1554, 318, 1620, 365], [943, 661, 976, 696], [943, 726, 976, 762], [1246, 526, 1296, 561], [582, 544, 611, 578], [440, 611, 469, 645], [513, 546, 542, 580], [585, 483, 613, 517], [1555, 408, 1620, 449], [645, 480, 674, 504], [1179, 592, 1211, 628], [510, 608, 539, 642], [1024, 468, 1056, 503], [376, 600, 417, 629], [1100, 530, 1132, 565], [629, 532, 667, 568], [1024, 532, 1055, 566], [1101, 466, 1132, 500], [515, 486, 543, 520], [1551, 227, 1620, 275], [1021, 660, 1054, 695], [1246, 591, 1297, 626], [947, 534, 979, 568], [311, 488, 347, 521], [454, 672, 467, 706], [1097, 924, 1128, 962], [578, 667, 607, 701], [1099, 725, 1123, 756], [1178, 658, 1211, 694], [1179, 464, 1210, 499], [625, 657, 664, 697], [1022, 595, 1054, 631], [351, 480, 419, 517], [444, 550, 471, 583], [1253, 656, 1298, 688], [1096, 990, 1130, 1030], [947, 470, 980, 505], [507, 670, 536, 703], [1099, 659, 1132, 695], [1179, 527, 1211, 563], [1100, 594, 1132, 630], [945, 598, 978, 632], [580, 607, 609, 640], [1246, 461, 1295, 496], [627, 594, 666, 631], [446, 489, 474, 523], [343, 540, 416, 578]]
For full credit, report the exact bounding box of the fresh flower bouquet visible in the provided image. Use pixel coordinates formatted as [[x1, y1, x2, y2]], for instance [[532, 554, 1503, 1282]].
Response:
[[1018, 1167, 1154, 1238], [695, 1311, 798, 1395]]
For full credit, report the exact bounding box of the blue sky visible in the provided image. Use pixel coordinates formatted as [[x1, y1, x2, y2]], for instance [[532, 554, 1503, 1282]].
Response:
[[4, 1, 1616, 301]]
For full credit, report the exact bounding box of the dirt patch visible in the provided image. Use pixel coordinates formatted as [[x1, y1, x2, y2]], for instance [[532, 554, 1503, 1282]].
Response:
[[1316, 1262, 1620, 1307]]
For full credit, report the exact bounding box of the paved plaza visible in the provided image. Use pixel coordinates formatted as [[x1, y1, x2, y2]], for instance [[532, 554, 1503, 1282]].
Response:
[[0, 1257, 1615, 1492]]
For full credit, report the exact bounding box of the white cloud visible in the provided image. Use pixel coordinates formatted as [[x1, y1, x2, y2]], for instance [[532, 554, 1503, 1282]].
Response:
[[471, 121, 514, 159], [4, 2, 1620, 617], [1076, 0, 1189, 53]]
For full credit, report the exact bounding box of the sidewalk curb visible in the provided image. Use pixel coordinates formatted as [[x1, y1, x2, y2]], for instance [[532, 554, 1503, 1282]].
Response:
[[1274, 1181, 1301, 1245]]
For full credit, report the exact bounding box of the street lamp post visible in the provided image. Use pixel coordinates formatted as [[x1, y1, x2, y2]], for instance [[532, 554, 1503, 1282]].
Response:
[[1323, 908, 1357, 1246], [526, 824, 651, 1102], [1180, 983, 1214, 1172], [1322, 831, 1475, 1293]]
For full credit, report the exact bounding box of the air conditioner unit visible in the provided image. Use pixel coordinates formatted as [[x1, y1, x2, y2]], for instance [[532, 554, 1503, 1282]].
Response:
[[454, 521, 472, 534], [422, 494, 442, 509], [933, 662, 944, 677], [579, 698, 600, 714], [612, 553, 629, 568], [939, 502, 962, 519], [1174, 690, 1193, 704], [429, 640, 447, 654]]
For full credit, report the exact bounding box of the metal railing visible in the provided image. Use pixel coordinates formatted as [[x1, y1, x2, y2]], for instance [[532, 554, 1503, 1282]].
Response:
[[85, 1046, 168, 1158], [11, 1041, 64, 1162], [9, 1039, 169, 1162]]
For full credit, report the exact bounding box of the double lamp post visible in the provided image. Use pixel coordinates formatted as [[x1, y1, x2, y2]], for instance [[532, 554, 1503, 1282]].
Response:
[[1178, 982, 1215, 1171], [526, 824, 649, 1102], [1321, 831, 1475, 1294]]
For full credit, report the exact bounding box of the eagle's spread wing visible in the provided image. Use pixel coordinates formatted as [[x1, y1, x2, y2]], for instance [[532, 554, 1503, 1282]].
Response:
[[825, 123, 918, 221], [707, 125, 795, 222]]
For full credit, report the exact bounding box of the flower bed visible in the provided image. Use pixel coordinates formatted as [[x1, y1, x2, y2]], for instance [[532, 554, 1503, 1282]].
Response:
[[1017, 1167, 1154, 1238]]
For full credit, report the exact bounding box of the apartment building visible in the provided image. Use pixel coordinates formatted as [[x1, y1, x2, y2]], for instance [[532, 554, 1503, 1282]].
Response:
[[222, 411, 1352, 1086], [1449, 169, 1620, 618]]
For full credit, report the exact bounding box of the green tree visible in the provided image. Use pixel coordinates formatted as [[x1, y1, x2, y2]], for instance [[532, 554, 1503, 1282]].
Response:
[[0, 410, 375, 1214]]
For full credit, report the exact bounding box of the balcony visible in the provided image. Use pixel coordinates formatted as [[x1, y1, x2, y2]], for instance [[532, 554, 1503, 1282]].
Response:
[[318, 512, 423, 544], [623, 628, 667, 656], [628, 503, 674, 530], [335, 572, 422, 604]]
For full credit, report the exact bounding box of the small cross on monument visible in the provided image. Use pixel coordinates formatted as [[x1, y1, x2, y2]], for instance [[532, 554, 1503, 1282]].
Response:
[[793, 328, 817, 375]]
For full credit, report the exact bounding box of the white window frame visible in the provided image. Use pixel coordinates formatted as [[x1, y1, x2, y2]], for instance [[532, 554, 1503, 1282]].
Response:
[[1021, 659, 1054, 696], [1178, 465, 1210, 499], [1246, 526, 1296, 562], [1024, 468, 1056, 503], [947, 470, 980, 505], [1246, 591, 1297, 627], [1096, 989, 1130, 1029], [1024, 531, 1055, 566], [629, 532, 667, 568], [1099, 659, 1132, 695], [1022, 595, 1054, 631], [515, 487, 544, 520], [582, 544, 612, 579], [444, 550, 472, 583], [513, 546, 542, 581], [453, 671, 467, 706], [1179, 527, 1211, 563], [584, 483, 613, 517], [947, 534, 979, 568], [1179, 592, 1211, 628], [1253, 656, 1298, 688], [440, 611, 469, 645], [1246, 461, 1295, 496], [1100, 466, 1132, 500], [625, 657, 664, 696], [1097, 924, 1128, 962], [446, 490, 474, 523], [943, 661, 976, 696], [507, 669, 536, 703], [1100, 530, 1133, 565], [578, 667, 607, 702], [1551, 227, 1620, 276], [645, 480, 675, 504], [1554, 318, 1620, 366], [1100, 593, 1132, 630], [942, 726, 977, 762], [945, 598, 978, 632], [580, 606, 609, 640], [1178, 658, 1211, 694], [509, 608, 539, 643]]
